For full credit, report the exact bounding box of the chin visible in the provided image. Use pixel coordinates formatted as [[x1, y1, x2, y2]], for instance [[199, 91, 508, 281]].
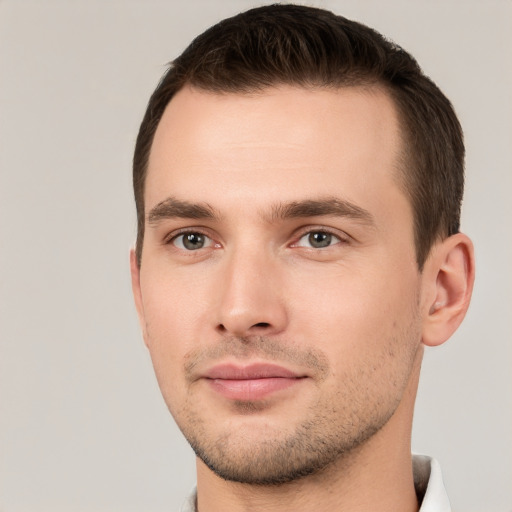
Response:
[[184, 411, 386, 486]]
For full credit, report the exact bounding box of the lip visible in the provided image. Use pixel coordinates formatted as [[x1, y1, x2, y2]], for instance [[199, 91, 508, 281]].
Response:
[[202, 363, 306, 401]]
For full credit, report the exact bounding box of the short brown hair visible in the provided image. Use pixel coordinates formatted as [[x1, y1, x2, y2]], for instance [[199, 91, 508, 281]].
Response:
[[133, 4, 464, 269]]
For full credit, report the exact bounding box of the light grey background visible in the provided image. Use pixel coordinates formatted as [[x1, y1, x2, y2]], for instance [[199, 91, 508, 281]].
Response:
[[0, 1, 510, 511]]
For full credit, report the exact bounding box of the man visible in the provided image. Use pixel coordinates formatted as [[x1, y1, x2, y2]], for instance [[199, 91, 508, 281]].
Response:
[[130, 4, 474, 511]]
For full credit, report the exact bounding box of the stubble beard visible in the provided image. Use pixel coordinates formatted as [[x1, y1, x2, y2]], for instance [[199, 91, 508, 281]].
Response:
[[182, 399, 391, 486], [172, 346, 416, 486], [163, 318, 422, 486]]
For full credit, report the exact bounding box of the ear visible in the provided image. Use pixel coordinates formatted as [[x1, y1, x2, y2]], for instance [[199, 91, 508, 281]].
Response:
[[421, 233, 475, 347], [130, 249, 150, 348]]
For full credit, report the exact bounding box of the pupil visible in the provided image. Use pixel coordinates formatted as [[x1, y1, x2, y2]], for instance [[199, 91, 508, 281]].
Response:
[[183, 233, 204, 250], [309, 232, 331, 248]]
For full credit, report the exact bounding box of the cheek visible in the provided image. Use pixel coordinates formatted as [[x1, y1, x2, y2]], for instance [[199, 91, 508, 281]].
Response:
[[139, 270, 200, 395], [288, 262, 421, 361], [140, 262, 207, 340], [298, 269, 422, 412]]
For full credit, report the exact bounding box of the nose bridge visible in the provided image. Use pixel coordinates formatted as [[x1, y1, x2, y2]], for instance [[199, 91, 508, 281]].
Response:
[[216, 240, 287, 337]]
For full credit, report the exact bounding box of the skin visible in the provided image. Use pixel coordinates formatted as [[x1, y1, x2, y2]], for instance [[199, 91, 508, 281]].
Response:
[[131, 85, 474, 512]]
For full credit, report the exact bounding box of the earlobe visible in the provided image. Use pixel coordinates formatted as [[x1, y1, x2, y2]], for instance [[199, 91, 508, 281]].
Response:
[[130, 249, 150, 347], [421, 233, 475, 347]]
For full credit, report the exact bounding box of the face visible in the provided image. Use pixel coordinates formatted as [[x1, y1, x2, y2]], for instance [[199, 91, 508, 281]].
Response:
[[132, 85, 426, 484]]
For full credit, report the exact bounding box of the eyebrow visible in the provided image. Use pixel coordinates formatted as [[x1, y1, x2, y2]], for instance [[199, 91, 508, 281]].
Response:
[[147, 196, 375, 227], [148, 197, 219, 225], [269, 197, 375, 226]]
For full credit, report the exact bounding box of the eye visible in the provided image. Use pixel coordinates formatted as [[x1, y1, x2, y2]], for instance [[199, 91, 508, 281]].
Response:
[[295, 231, 342, 249], [172, 232, 213, 251]]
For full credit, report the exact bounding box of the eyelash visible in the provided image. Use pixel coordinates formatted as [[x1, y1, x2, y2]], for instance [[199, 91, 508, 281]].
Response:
[[164, 226, 350, 252], [164, 228, 217, 248], [292, 228, 348, 249]]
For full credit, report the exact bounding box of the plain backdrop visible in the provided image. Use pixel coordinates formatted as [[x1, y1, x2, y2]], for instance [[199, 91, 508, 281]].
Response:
[[0, 1, 511, 511]]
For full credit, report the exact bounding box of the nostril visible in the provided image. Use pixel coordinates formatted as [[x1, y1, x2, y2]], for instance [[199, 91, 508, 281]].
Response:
[[215, 321, 275, 336]]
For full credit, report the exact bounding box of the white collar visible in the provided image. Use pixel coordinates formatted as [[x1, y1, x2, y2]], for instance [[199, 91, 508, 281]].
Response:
[[414, 454, 451, 511]]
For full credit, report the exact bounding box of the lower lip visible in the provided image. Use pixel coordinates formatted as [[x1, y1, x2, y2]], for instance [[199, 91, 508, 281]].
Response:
[[207, 377, 302, 401]]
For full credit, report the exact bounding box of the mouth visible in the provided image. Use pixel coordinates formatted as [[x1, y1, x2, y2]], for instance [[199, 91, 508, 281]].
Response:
[[202, 363, 307, 401]]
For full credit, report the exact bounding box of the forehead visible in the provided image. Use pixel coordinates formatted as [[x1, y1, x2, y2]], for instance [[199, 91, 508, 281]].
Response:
[[146, 84, 406, 220]]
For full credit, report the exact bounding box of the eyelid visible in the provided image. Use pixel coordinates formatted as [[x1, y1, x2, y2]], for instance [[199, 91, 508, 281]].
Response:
[[290, 226, 351, 247], [163, 227, 220, 247], [161, 225, 351, 250]]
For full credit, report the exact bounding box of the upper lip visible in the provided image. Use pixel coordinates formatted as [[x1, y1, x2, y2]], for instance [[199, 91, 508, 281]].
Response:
[[202, 363, 303, 380]]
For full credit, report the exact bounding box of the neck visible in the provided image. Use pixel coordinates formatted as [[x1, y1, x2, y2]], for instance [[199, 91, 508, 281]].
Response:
[[195, 347, 423, 512]]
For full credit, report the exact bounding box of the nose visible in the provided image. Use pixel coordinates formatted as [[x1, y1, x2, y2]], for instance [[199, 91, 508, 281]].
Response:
[[215, 247, 288, 338]]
